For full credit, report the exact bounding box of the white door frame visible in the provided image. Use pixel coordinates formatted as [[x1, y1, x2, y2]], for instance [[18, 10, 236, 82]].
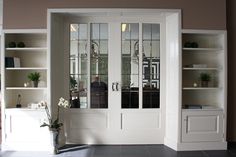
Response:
[[47, 8, 182, 145]]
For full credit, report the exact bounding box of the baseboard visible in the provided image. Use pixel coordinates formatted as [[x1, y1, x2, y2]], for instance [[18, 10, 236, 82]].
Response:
[[164, 137, 178, 150], [164, 137, 227, 151], [177, 141, 227, 151]]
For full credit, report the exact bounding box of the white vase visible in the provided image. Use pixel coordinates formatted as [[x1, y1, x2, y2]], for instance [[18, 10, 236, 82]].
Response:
[[50, 130, 59, 154]]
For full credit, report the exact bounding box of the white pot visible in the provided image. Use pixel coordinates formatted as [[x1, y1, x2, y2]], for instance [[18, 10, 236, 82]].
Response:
[[50, 130, 59, 154]]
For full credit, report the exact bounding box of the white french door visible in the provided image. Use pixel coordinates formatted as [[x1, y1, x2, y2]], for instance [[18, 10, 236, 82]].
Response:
[[66, 16, 164, 144]]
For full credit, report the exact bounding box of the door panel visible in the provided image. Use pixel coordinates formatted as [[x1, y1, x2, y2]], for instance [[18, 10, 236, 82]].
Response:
[[69, 112, 108, 129], [121, 111, 160, 130]]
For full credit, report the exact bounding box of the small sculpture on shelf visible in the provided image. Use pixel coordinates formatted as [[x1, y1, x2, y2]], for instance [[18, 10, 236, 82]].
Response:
[[17, 42, 25, 48], [27, 72, 41, 87], [7, 41, 26, 48], [8, 41, 16, 48], [16, 94, 22, 108], [193, 82, 198, 87], [200, 72, 211, 87], [24, 82, 30, 87]]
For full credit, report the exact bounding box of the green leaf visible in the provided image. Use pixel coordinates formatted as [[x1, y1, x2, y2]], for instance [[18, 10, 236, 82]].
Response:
[[27, 72, 41, 81], [53, 119, 59, 125], [40, 122, 50, 128]]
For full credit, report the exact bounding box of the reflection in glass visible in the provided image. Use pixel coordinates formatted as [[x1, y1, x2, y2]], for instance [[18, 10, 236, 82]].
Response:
[[121, 23, 139, 108], [142, 24, 160, 108], [70, 24, 88, 108], [90, 23, 108, 108]]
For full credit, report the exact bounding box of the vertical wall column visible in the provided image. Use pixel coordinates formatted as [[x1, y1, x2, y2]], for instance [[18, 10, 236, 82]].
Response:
[[164, 12, 182, 150]]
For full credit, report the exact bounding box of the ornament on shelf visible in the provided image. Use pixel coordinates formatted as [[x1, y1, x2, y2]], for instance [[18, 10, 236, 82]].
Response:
[[16, 94, 22, 108], [193, 82, 198, 87], [24, 82, 30, 87]]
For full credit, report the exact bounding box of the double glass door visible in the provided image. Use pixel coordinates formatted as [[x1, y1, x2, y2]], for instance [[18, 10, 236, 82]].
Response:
[[68, 19, 163, 144]]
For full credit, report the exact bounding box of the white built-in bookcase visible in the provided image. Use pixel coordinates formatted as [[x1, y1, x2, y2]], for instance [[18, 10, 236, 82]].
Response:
[[180, 29, 227, 150], [1, 29, 51, 151]]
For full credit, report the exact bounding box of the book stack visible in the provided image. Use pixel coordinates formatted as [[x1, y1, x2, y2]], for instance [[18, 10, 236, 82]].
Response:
[[184, 104, 202, 109]]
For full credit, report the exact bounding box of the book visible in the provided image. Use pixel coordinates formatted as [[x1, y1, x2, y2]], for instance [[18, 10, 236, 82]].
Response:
[[5, 57, 21, 67], [184, 104, 202, 109], [14, 57, 20, 67], [5, 57, 14, 67]]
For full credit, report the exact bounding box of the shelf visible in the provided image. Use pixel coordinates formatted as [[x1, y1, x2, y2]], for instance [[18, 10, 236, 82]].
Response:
[[122, 74, 139, 75], [121, 39, 160, 41], [71, 39, 108, 41], [6, 67, 47, 70], [182, 48, 223, 51], [183, 87, 219, 90], [182, 108, 223, 111], [182, 67, 219, 70], [6, 87, 47, 90], [6, 47, 47, 51], [71, 73, 108, 76], [70, 73, 87, 76]]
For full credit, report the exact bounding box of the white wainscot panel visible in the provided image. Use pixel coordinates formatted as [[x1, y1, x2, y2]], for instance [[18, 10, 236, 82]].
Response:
[[121, 111, 160, 130], [182, 110, 224, 142], [5, 109, 49, 143], [69, 112, 108, 129], [187, 115, 218, 133]]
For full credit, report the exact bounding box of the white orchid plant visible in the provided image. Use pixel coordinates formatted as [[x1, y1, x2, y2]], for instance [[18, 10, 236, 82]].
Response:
[[40, 97, 71, 131]]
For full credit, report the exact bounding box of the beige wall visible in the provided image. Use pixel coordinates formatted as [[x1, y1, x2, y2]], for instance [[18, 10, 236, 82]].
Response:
[[3, 0, 226, 29]]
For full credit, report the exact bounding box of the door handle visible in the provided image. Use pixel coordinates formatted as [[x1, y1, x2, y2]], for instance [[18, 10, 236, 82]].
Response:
[[115, 82, 119, 91], [112, 82, 115, 91], [112, 82, 119, 91], [184, 117, 188, 133]]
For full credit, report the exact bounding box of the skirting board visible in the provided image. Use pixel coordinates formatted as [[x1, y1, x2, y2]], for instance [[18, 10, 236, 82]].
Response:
[[176, 142, 227, 151], [164, 138, 227, 151]]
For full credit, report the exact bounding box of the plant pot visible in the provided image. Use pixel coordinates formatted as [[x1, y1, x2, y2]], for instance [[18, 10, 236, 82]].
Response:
[[201, 81, 209, 87], [33, 81, 39, 87], [50, 130, 59, 154]]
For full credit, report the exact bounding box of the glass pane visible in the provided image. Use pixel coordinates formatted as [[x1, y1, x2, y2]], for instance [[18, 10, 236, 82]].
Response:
[[90, 23, 108, 108], [70, 24, 88, 108], [121, 23, 139, 109], [142, 24, 160, 108], [70, 74, 88, 108]]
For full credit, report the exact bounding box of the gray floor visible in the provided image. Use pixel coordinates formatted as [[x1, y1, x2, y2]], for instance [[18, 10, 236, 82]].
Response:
[[0, 144, 236, 157]]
